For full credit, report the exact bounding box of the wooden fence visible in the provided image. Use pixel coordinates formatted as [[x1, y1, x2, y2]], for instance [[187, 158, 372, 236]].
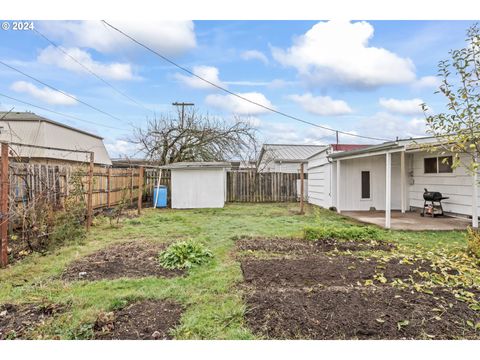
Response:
[[227, 171, 303, 202]]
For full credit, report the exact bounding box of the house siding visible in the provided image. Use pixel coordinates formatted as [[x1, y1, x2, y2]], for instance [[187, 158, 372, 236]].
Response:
[[307, 150, 333, 208], [409, 151, 479, 216]]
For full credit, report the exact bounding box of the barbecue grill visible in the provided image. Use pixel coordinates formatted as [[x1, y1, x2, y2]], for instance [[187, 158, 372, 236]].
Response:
[[421, 188, 449, 217]]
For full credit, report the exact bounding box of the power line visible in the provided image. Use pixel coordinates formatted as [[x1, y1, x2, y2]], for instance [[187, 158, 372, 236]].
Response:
[[33, 28, 156, 115], [0, 59, 127, 124], [0, 92, 130, 131], [101, 20, 391, 143]]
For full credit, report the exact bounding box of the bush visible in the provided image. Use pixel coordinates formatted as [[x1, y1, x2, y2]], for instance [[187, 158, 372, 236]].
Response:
[[158, 240, 213, 270], [49, 197, 86, 248], [304, 225, 381, 241], [466, 227, 480, 258]]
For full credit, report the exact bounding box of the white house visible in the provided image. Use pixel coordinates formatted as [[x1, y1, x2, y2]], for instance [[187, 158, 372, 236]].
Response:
[[311, 137, 479, 228], [160, 162, 230, 209], [0, 111, 111, 165], [307, 144, 372, 209], [257, 144, 326, 173]]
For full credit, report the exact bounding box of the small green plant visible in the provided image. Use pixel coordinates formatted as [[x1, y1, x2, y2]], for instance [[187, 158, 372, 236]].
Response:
[[303, 225, 381, 241], [466, 226, 480, 259], [158, 240, 213, 270]]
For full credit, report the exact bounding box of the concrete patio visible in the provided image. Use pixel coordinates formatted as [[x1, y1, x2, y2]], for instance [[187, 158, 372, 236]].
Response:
[[342, 210, 471, 231]]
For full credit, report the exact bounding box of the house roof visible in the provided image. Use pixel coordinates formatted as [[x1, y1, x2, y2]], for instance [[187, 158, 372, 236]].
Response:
[[0, 111, 111, 165], [258, 144, 326, 163], [0, 111, 103, 139], [330, 144, 372, 152], [159, 161, 231, 170]]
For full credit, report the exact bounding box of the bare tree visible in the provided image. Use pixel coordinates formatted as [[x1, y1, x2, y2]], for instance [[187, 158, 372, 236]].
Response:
[[129, 108, 258, 165]]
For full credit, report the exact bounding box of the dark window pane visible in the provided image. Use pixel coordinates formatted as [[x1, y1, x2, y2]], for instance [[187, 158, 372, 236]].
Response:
[[439, 156, 453, 173], [361, 171, 370, 199], [424, 157, 437, 174]]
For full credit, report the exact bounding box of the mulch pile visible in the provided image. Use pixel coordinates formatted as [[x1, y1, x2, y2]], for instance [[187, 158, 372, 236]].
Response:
[[62, 241, 184, 281], [238, 237, 480, 339], [0, 303, 64, 339], [94, 300, 183, 339]]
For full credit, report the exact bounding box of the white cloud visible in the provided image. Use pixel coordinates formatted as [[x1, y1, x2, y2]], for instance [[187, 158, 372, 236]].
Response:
[[11, 81, 77, 105], [379, 97, 424, 115], [271, 20, 416, 88], [175, 66, 225, 89], [205, 92, 274, 115], [105, 139, 141, 157], [356, 112, 427, 140], [288, 93, 352, 116], [241, 50, 269, 65], [38, 46, 134, 80], [413, 75, 441, 89], [37, 21, 196, 56]]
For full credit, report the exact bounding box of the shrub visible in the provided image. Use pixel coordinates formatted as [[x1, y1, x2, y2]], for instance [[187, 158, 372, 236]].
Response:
[[466, 227, 480, 258], [158, 240, 213, 270], [304, 225, 381, 241]]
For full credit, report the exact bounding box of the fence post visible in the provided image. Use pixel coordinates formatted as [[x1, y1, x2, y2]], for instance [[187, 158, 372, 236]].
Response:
[[137, 166, 144, 215], [130, 168, 134, 205], [106, 167, 111, 208], [86, 152, 94, 231], [300, 163, 305, 214], [1, 143, 9, 267]]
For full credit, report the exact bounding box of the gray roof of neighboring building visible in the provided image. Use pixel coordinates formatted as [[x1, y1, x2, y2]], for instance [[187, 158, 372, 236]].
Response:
[[160, 161, 231, 169], [258, 144, 326, 163], [0, 111, 103, 139]]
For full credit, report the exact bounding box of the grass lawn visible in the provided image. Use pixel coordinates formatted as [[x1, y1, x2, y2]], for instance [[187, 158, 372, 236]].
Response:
[[0, 203, 478, 339]]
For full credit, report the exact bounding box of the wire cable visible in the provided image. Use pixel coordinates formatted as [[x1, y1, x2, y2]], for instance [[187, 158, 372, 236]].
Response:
[[33, 28, 157, 115], [101, 20, 391, 143], [0, 59, 127, 124], [0, 92, 130, 131]]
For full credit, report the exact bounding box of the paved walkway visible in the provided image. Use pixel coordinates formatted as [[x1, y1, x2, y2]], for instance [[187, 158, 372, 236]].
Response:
[[342, 210, 471, 231]]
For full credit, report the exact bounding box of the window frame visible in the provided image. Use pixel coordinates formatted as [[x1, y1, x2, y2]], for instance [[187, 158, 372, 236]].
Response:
[[423, 156, 453, 174], [360, 170, 371, 200]]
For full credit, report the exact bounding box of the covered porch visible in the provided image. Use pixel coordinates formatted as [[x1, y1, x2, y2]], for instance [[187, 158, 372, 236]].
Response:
[[342, 210, 471, 231]]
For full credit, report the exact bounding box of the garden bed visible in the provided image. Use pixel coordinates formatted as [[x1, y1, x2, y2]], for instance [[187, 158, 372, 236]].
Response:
[[0, 303, 64, 339], [94, 300, 183, 340], [62, 241, 184, 281], [245, 286, 480, 339]]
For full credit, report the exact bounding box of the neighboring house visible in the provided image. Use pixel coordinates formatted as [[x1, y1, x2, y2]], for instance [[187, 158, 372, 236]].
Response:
[[0, 112, 111, 165], [307, 144, 372, 209], [308, 136, 480, 228], [257, 144, 326, 173], [229, 160, 257, 170]]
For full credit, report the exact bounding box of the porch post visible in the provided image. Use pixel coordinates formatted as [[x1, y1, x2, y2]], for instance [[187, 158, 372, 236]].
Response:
[[385, 152, 392, 229], [336, 160, 341, 213], [473, 164, 478, 229], [400, 150, 406, 213]]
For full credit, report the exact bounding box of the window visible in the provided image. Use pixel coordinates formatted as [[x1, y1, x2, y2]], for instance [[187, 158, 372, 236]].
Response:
[[438, 156, 453, 173], [361, 171, 370, 199], [424, 157, 437, 174], [424, 156, 453, 174]]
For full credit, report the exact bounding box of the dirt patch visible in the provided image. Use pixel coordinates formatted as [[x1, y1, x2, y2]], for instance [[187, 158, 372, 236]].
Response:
[[94, 300, 183, 339], [0, 303, 64, 339], [62, 241, 184, 281], [241, 256, 431, 288], [245, 286, 480, 339], [236, 237, 395, 255]]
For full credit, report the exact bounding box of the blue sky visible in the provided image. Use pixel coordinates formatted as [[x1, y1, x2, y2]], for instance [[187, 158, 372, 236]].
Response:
[[0, 20, 475, 157]]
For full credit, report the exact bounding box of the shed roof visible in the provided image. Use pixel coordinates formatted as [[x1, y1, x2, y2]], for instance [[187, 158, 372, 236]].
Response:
[[160, 161, 231, 170], [258, 144, 326, 163]]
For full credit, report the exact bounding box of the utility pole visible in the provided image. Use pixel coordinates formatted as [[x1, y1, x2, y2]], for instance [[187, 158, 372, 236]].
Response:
[[336, 131, 339, 146], [172, 102, 194, 128]]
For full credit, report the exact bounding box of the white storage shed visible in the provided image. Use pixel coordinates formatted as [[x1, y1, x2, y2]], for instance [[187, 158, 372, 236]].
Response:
[[161, 162, 230, 209]]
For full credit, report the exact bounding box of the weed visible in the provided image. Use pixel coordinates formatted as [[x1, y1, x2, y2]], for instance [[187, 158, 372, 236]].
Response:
[[159, 240, 213, 270]]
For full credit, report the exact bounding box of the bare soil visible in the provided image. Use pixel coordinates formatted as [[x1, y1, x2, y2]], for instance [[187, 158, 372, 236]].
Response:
[[94, 300, 183, 339], [62, 241, 184, 281], [245, 286, 480, 339], [239, 237, 479, 339], [236, 237, 395, 255], [241, 256, 431, 288], [0, 303, 64, 339]]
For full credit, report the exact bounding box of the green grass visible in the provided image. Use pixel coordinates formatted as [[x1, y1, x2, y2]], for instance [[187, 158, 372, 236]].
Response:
[[0, 203, 472, 339]]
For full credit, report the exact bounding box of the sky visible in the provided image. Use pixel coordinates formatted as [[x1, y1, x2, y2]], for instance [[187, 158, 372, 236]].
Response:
[[0, 20, 475, 158]]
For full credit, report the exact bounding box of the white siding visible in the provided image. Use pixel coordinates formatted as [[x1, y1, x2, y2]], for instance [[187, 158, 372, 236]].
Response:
[[409, 151, 479, 216], [171, 168, 226, 209], [337, 153, 402, 211], [307, 150, 333, 208], [259, 161, 302, 173]]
